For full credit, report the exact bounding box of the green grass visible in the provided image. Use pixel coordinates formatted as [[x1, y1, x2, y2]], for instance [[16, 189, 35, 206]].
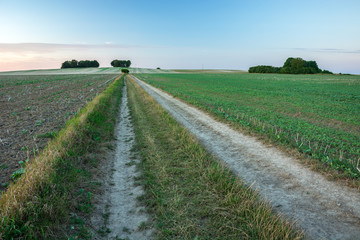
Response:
[[0, 75, 124, 239], [135, 73, 360, 180], [127, 76, 304, 239], [37, 131, 58, 139]]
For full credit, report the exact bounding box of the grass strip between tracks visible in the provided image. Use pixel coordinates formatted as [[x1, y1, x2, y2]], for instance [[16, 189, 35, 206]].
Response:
[[127, 76, 305, 239], [0, 75, 124, 239]]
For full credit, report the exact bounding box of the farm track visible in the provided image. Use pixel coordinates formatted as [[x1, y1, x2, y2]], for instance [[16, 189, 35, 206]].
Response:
[[91, 82, 152, 239], [132, 76, 360, 240]]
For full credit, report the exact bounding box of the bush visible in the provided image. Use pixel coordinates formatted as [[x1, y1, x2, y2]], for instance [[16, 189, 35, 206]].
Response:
[[121, 68, 129, 74], [249, 65, 281, 73], [249, 57, 332, 74], [322, 70, 333, 74]]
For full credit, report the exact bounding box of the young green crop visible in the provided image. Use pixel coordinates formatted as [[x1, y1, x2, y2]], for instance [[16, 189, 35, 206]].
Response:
[[135, 72, 360, 179], [127, 76, 304, 239]]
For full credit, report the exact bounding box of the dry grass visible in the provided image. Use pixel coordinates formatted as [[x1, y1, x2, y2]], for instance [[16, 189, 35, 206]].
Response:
[[127, 76, 305, 239]]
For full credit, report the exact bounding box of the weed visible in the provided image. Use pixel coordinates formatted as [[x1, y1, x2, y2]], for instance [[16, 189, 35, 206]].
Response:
[[37, 131, 58, 139], [79, 192, 93, 213], [125, 160, 136, 166], [97, 226, 111, 236], [124, 137, 133, 142], [0, 165, 9, 169], [107, 144, 114, 150], [11, 168, 24, 181], [102, 212, 110, 221], [137, 221, 147, 231]]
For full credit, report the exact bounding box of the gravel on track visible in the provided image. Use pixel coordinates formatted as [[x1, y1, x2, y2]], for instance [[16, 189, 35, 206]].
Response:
[[91, 81, 152, 240]]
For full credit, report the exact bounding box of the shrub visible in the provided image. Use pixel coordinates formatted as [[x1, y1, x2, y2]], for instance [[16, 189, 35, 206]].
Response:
[[249, 57, 332, 74]]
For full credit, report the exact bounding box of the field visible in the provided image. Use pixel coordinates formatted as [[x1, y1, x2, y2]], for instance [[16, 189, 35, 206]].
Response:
[[135, 72, 360, 179], [0, 73, 119, 192], [0, 67, 173, 76], [126, 76, 304, 239], [1, 68, 359, 238]]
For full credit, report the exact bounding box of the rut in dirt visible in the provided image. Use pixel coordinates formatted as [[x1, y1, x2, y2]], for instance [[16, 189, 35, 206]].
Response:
[[132, 76, 360, 240], [91, 81, 152, 240]]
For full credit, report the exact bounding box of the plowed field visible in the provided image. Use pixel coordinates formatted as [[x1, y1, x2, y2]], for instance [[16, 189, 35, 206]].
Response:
[[0, 74, 119, 191]]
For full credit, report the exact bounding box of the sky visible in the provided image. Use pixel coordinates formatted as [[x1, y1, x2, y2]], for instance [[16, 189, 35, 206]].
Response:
[[0, 0, 359, 73]]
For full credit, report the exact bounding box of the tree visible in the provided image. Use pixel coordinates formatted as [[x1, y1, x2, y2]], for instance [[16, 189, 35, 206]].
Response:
[[249, 57, 332, 75], [77, 60, 99, 68], [281, 58, 304, 74], [89, 60, 99, 68], [60, 59, 99, 69], [110, 60, 118, 67], [70, 59, 78, 68], [61, 61, 71, 69], [249, 65, 281, 73], [111, 59, 131, 67], [78, 60, 87, 68]]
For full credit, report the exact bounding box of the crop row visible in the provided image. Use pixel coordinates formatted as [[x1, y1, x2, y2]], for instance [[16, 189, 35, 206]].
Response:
[[0, 74, 119, 192], [136, 73, 360, 178]]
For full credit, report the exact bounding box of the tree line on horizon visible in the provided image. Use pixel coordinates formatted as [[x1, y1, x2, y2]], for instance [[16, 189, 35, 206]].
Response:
[[249, 57, 333, 74], [110, 59, 131, 68], [61, 60, 100, 69], [61, 59, 132, 69]]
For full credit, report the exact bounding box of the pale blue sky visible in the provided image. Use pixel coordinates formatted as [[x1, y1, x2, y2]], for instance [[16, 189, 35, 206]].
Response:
[[0, 0, 359, 73]]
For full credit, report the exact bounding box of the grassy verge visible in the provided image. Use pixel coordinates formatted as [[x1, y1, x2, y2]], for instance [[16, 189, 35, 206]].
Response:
[[0, 75, 124, 239], [127, 76, 304, 239]]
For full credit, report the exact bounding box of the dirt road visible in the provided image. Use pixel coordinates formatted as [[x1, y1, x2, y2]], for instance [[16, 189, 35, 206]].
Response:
[[132, 76, 360, 240]]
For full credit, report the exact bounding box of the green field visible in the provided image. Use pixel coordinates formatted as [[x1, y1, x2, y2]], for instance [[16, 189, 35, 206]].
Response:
[[127, 77, 303, 239], [135, 73, 360, 178]]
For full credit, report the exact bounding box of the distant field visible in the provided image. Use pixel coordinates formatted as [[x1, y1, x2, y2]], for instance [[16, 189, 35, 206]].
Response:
[[171, 69, 246, 73], [0, 67, 173, 75], [135, 72, 360, 178], [0, 73, 119, 191]]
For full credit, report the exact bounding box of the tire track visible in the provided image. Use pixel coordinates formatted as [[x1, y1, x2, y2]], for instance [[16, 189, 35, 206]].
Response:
[[132, 75, 360, 240], [91, 80, 152, 239]]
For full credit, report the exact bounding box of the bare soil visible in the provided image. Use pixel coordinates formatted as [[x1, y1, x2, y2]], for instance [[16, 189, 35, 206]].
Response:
[[133, 76, 360, 240], [0, 74, 118, 192], [91, 81, 153, 239]]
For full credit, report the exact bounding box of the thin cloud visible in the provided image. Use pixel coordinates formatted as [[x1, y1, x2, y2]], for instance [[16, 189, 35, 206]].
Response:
[[291, 47, 360, 54], [0, 42, 140, 53]]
